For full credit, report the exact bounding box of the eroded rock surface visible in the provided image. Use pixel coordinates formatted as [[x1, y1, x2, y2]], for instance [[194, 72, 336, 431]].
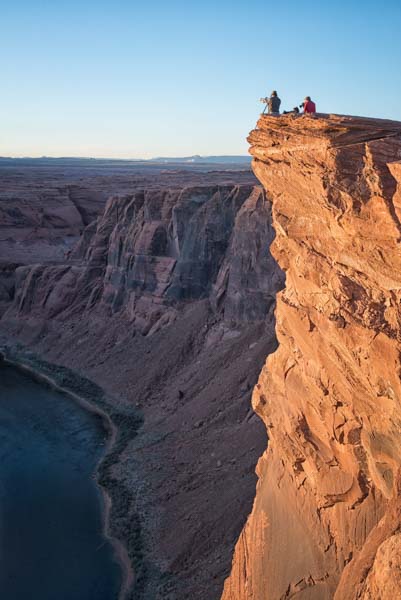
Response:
[[222, 114, 401, 600]]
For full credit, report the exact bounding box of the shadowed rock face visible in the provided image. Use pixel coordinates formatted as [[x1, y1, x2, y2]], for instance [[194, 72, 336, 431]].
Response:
[[8, 185, 282, 335], [1, 183, 283, 600], [222, 114, 401, 600]]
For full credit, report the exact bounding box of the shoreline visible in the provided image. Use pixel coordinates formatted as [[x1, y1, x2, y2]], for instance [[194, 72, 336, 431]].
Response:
[[0, 350, 135, 600]]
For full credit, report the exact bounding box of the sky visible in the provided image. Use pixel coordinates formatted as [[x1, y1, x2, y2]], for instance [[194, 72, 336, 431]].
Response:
[[2, 0, 401, 158]]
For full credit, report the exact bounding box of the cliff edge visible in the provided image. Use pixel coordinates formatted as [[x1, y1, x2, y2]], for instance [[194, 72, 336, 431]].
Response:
[[223, 114, 401, 600]]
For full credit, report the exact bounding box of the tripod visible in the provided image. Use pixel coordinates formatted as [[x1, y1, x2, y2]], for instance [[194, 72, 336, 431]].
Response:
[[260, 97, 269, 114]]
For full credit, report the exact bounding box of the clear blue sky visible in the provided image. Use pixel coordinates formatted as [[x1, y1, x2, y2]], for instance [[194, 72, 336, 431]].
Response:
[[2, 0, 401, 158]]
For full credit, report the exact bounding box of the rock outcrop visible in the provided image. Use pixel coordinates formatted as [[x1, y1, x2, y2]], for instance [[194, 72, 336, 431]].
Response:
[[1, 183, 283, 599], [222, 114, 401, 599]]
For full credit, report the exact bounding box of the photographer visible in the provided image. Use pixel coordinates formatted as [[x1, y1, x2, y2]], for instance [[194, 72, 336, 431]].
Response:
[[300, 96, 316, 115], [261, 91, 281, 115]]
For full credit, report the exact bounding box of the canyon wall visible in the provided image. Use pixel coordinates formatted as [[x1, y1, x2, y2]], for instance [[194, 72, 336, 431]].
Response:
[[222, 114, 401, 599], [7, 185, 282, 333], [1, 183, 283, 599]]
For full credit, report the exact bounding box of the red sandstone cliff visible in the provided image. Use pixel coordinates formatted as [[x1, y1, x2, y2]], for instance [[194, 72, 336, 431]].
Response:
[[222, 114, 401, 599]]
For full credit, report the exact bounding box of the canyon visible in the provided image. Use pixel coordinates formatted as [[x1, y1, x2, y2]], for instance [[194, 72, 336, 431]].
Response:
[[2, 113, 401, 600], [0, 160, 282, 599]]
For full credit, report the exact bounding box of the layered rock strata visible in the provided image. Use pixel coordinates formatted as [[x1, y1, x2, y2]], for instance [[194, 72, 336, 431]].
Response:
[[1, 183, 283, 599], [222, 114, 401, 599]]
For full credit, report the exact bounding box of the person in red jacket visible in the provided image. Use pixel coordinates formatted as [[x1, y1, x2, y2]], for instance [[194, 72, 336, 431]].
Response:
[[303, 96, 316, 115]]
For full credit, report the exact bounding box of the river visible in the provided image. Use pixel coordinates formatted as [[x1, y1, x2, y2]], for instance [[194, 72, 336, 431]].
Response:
[[0, 362, 122, 600]]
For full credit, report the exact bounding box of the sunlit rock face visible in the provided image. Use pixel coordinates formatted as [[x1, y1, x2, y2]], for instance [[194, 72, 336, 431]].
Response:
[[222, 114, 401, 600]]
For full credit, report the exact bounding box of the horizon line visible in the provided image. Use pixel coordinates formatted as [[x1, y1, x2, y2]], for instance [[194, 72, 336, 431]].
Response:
[[0, 153, 251, 162]]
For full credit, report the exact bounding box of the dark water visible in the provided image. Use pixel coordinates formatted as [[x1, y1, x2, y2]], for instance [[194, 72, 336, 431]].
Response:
[[0, 363, 122, 600]]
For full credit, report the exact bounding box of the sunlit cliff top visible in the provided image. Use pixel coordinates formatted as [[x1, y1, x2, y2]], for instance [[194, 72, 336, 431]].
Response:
[[250, 113, 401, 148]]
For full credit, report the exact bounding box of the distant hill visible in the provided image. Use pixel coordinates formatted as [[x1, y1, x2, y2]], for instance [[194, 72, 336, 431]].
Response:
[[148, 155, 252, 164]]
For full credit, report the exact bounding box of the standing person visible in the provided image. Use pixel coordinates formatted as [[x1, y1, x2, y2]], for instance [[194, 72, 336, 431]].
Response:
[[302, 96, 316, 115], [260, 90, 281, 115], [268, 90, 281, 115]]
